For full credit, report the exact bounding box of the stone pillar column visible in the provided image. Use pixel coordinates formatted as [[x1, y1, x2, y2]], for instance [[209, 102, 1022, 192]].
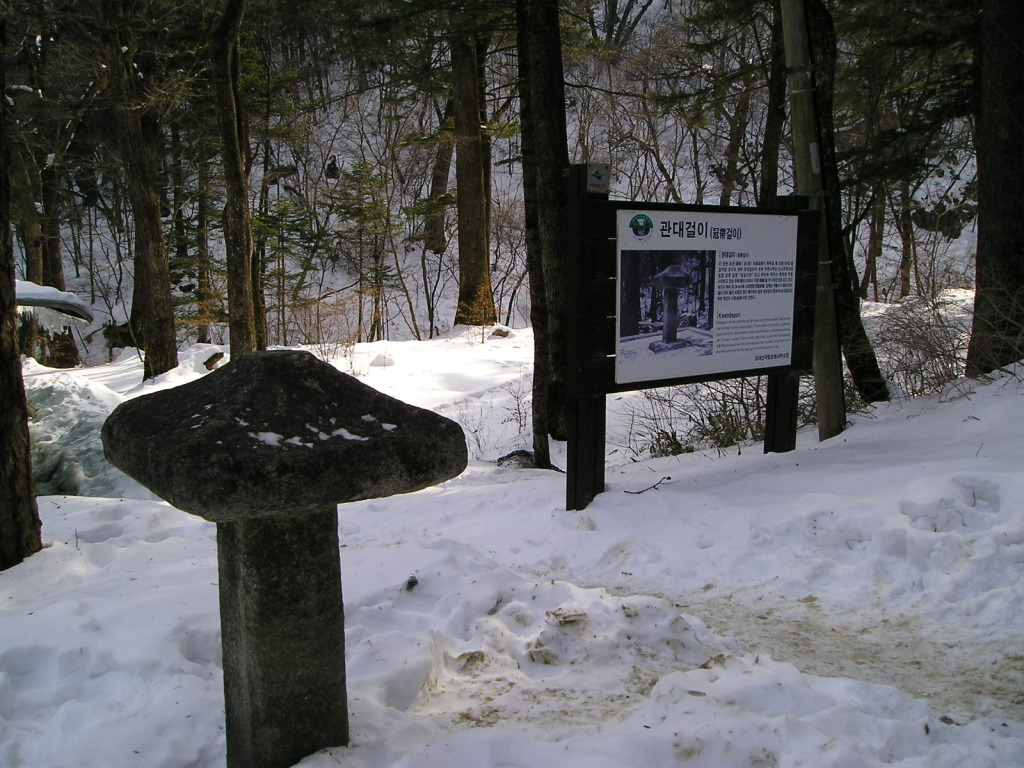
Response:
[[217, 507, 348, 768], [662, 287, 679, 343]]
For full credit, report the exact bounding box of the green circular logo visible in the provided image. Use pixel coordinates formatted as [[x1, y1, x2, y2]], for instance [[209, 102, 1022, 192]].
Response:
[[629, 214, 654, 241]]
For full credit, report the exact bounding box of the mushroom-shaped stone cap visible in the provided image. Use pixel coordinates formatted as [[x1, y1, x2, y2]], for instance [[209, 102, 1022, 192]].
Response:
[[653, 264, 696, 289], [101, 350, 468, 522]]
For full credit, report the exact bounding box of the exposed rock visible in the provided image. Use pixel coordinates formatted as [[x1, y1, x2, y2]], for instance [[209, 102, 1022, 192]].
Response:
[[497, 449, 535, 468], [101, 349, 467, 522]]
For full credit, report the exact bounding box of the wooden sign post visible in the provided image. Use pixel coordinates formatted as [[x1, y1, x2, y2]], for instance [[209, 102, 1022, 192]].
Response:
[[564, 165, 818, 510]]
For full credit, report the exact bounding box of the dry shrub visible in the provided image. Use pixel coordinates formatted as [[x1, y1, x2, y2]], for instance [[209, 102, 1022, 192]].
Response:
[[293, 294, 360, 368], [872, 293, 971, 398], [625, 375, 816, 457]]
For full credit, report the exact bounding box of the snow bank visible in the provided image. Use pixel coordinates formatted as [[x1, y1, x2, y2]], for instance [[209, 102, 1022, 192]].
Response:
[[3, 332, 1022, 767], [22, 366, 139, 498]]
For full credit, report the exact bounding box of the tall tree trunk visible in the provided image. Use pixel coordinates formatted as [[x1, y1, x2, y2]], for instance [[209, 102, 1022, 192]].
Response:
[[102, 8, 178, 381], [861, 187, 884, 301], [424, 99, 455, 257], [422, 100, 456, 338], [252, 234, 267, 348], [10, 148, 42, 356], [476, 34, 493, 248], [169, 125, 190, 317], [517, 0, 572, 449], [690, 131, 705, 204], [895, 184, 914, 299], [758, 0, 787, 207], [256, 136, 274, 342], [967, 0, 1024, 374], [196, 152, 213, 345], [1, 15, 43, 570], [40, 165, 65, 291], [214, 0, 259, 356], [517, 14, 550, 467], [39, 163, 79, 367], [805, 0, 889, 403], [719, 83, 751, 206], [170, 126, 189, 258], [451, 31, 495, 326], [781, 0, 847, 438]]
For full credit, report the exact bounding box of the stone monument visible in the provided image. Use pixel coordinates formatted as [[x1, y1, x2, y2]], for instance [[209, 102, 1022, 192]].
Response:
[[102, 350, 468, 768]]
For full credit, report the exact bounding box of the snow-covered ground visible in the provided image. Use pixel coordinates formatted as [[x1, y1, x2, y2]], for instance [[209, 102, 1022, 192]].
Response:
[[4, 327, 1023, 768]]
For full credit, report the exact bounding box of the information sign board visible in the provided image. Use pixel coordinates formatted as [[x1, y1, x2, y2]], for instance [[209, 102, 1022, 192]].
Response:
[[615, 208, 800, 386]]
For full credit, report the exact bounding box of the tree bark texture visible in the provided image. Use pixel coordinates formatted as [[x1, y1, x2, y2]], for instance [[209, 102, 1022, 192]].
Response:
[[476, 34, 493, 247], [719, 84, 751, 207], [805, 0, 889, 403], [517, 0, 571, 445], [196, 152, 213, 345], [40, 158, 80, 367], [214, 0, 260, 356], [895, 185, 915, 298], [451, 32, 496, 326], [516, 0, 551, 468], [0, 16, 44, 570], [424, 99, 455, 256], [101, 7, 178, 381], [861, 188, 883, 301], [758, 0, 787, 207], [10, 148, 42, 356], [966, 0, 1024, 374]]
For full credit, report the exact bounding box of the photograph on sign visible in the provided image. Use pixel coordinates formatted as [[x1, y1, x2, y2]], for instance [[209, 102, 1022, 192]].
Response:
[[616, 209, 800, 385]]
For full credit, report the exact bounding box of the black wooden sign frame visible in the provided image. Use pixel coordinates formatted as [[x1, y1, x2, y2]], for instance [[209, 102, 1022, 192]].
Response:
[[564, 165, 819, 510]]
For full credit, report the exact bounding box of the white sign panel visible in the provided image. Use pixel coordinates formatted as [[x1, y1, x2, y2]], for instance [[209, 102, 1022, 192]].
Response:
[[615, 209, 800, 385]]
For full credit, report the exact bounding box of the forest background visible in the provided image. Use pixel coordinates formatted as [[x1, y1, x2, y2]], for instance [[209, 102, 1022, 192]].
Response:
[[5, 0, 985, 358], [3, 1, 1022, 564]]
